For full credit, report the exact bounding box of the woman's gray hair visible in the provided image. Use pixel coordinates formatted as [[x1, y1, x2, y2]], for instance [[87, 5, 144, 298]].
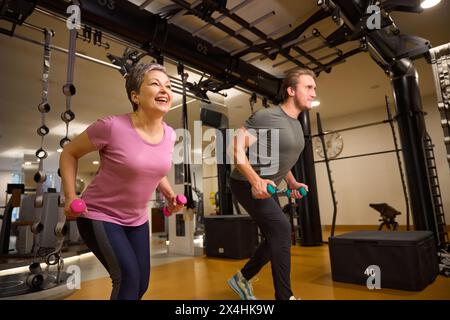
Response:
[[125, 62, 168, 111]]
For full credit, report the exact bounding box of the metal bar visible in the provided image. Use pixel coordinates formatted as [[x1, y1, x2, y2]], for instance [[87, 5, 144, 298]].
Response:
[[249, 10, 275, 27], [170, 0, 274, 60], [192, 0, 254, 36], [245, 53, 264, 63], [10, 31, 212, 105], [241, 24, 292, 57], [34, 4, 261, 100], [314, 28, 342, 56], [305, 43, 329, 55], [212, 33, 234, 47], [264, 34, 315, 63], [202, 176, 218, 180], [139, 0, 156, 10], [36, 0, 282, 101], [213, 11, 274, 47], [314, 149, 402, 163], [252, 23, 293, 46], [315, 47, 362, 74], [272, 49, 342, 68], [311, 120, 391, 137], [173, 0, 306, 69], [31, 6, 229, 82], [22, 22, 48, 34], [13, 33, 121, 70], [229, 0, 254, 14], [282, 34, 313, 49], [167, 9, 187, 24], [168, 99, 196, 111], [272, 53, 303, 68], [168, 0, 202, 23], [306, 51, 340, 66]]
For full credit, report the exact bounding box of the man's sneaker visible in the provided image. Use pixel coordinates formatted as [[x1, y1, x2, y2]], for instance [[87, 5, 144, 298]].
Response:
[[227, 271, 257, 300]]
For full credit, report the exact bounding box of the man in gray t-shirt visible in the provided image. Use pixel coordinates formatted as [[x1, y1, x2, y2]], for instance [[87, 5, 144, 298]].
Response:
[[227, 68, 317, 301], [230, 105, 305, 185]]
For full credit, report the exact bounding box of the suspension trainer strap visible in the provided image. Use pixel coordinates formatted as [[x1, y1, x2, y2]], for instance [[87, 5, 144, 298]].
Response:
[[31, 28, 53, 259], [178, 64, 195, 209]]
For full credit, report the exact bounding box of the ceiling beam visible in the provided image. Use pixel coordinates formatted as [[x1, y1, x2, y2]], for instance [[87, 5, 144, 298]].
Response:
[[35, 0, 283, 103]]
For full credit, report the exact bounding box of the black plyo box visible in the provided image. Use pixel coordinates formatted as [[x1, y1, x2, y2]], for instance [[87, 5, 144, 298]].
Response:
[[204, 215, 259, 259], [328, 230, 439, 291]]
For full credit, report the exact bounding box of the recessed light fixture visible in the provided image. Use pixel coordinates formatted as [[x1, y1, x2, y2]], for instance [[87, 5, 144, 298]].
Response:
[[421, 0, 441, 9], [92, 161, 99, 165]]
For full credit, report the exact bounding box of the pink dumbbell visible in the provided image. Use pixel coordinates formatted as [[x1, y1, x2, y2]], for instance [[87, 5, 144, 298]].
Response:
[[162, 194, 187, 217], [70, 198, 87, 214]]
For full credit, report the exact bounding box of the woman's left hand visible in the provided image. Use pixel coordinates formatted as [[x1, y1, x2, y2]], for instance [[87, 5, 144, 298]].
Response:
[[167, 195, 185, 214]]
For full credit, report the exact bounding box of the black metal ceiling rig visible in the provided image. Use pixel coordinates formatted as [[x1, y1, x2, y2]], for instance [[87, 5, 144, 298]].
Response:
[[0, 0, 36, 36], [28, 0, 362, 103], [34, 0, 283, 102], [28, 0, 433, 104], [168, 0, 329, 72]]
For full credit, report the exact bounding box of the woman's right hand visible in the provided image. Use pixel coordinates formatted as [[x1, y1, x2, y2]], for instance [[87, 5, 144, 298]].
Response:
[[251, 178, 276, 199], [64, 195, 81, 218]]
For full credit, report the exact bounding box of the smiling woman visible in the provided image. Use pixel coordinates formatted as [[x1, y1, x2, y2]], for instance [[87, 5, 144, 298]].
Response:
[[57, 62, 184, 300]]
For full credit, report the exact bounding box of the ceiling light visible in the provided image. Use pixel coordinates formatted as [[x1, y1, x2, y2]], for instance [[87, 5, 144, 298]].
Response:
[[420, 0, 441, 9], [311, 100, 321, 108], [92, 161, 99, 165], [57, 148, 63, 153], [24, 161, 32, 166]]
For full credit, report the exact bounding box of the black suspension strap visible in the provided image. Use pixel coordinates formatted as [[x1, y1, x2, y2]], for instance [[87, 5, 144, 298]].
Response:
[[30, 28, 54, 260], [249, 92, 257, 114], [178, 64, 195, 210], [27, 28, 55, 290], [54, 1, 80, 282]]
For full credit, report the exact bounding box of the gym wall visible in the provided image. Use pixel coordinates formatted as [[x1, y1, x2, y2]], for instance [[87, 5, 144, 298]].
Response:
[[310, 93, 449, 226], [225, 93, 449, 227]]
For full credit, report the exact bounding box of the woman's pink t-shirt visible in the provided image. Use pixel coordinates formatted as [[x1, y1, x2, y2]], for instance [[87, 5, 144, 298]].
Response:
[[81, 114, 175, 226]]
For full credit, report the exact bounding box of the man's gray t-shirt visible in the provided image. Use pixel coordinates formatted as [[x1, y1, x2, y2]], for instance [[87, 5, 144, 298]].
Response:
[[230, 106, 305, 185]]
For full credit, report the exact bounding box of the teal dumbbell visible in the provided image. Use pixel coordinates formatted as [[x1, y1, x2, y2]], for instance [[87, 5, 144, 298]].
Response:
[[267, 184, 307, 197]]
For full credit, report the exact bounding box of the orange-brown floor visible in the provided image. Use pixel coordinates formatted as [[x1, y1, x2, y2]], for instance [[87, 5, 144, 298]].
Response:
[[66, 241, 450, 300]]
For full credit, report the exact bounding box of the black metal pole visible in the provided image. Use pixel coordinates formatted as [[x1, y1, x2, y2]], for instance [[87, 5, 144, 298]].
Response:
[[293, 110, 323, 246], [316, 113, 338, 237], [311, 119, 391, 137], [314, 149, 402, 163], [390, 58, 437, 241], [385, 96, 411, 231]]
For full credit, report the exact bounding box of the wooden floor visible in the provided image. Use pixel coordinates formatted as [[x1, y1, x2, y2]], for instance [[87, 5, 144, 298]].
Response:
[[67, 236, 450, 300]]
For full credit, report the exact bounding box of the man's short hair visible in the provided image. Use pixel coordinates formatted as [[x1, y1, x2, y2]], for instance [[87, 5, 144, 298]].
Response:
[[280, 68, 316, 102]]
